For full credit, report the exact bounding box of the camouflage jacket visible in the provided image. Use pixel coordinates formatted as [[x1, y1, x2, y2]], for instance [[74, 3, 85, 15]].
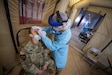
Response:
[[20, 41, 55, 75]]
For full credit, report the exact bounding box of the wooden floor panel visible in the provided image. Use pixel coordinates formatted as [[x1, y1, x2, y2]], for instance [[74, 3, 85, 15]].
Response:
[[60, 45, 108, 75]]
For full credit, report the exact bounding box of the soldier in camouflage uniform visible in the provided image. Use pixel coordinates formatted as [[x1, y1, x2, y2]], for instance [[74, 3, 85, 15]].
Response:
[[19, 28, 56, 75]]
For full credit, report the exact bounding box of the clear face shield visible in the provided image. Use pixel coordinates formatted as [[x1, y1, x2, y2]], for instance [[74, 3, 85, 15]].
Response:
[[48, 11, 69, 35], [52, 22, 69, 35], [52, 28, 62, 35]]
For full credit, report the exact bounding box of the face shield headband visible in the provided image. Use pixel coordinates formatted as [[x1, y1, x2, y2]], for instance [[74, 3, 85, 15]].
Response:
[[52, 27, 62, 35], [48, 11, 68, 27]]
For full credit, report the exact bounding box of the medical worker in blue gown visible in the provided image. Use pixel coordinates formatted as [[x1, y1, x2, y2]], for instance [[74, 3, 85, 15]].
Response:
[[32, 11, 71, 75]]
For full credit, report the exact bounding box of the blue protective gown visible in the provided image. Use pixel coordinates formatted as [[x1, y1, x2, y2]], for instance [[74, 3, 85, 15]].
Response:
[[42, 26, 71, 68], [80, 22, 90, 34]]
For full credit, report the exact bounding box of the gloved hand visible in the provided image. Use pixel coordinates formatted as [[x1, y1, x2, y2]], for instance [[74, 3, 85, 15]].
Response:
[[31, 26, 43, 31], [38, 30, 46, 38]]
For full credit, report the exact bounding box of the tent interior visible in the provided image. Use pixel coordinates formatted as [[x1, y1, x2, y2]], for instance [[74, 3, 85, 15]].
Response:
[[0, 0, 112, 75]]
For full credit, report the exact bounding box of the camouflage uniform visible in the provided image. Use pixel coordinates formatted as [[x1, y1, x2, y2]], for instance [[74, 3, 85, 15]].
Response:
[[20, 41, 56, 75]]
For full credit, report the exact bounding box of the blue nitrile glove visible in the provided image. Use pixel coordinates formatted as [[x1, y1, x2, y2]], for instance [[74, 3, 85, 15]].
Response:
[[32, 26, 43, 31]]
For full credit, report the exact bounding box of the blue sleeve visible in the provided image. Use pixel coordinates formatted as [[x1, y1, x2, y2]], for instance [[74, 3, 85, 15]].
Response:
[[41, 36, 59, 51], [43, 26, 52, 34], [42, 26, 71, 51]]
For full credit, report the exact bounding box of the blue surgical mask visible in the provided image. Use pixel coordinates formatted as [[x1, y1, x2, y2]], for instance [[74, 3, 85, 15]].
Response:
[[34, 35, 41, 40]]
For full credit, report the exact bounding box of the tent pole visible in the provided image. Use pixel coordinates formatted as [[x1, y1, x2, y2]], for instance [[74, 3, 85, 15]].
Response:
[[101, 40, 112, 52], [4, 0, 18, 53]]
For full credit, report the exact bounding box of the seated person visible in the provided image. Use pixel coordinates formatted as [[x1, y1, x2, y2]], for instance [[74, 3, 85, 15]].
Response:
[[19, 28, 56, 75]]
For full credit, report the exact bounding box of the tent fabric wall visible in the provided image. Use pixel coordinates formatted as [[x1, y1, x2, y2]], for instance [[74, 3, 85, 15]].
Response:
[[70, 0, 112, 54], [83, 6, 112, 52], [69, 0, 112, 67], [98, 42, 112, 68], [82, 6, 112, 66], [8, 0, 70, 49], [89, 0, 112, 8], [55, 0, 69, 12], [69, 8, 78, 27], [8, 0, 32, 49], [74, 0, 89, 9], [69, 0, 89, 27], [68, 0, 112, 27], [42, 0, 57, 25], [8, 0, 58, 48], [0, 0, 16, 70]]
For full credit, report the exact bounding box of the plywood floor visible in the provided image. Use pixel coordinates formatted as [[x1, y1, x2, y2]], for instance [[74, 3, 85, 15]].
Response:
[[42, 45, 108, 75], [70, 27, 86, 50], [59, 45, 108, 75]]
